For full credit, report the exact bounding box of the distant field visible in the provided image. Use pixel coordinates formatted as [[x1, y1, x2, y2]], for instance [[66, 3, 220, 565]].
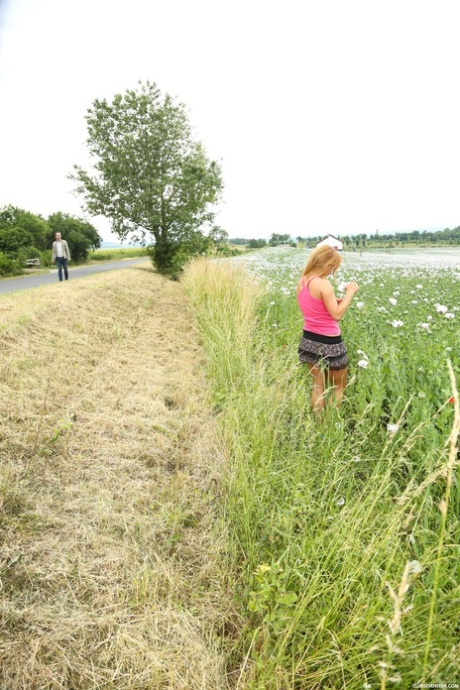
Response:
[[90, 246, 149, 261]]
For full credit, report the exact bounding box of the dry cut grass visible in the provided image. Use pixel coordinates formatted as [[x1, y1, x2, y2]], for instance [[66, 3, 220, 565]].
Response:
[[0, 265, 236, 689]]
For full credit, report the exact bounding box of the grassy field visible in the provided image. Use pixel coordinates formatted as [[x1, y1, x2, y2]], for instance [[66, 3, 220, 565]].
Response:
[[182, 249, 460, 689], [90, 247, 149, 261], [0, 265, 236, 689], [2, 249, 459, 688]]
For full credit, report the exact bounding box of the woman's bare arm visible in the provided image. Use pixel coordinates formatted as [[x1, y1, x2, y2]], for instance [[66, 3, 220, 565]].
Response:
[[320, 280, 359, 321]]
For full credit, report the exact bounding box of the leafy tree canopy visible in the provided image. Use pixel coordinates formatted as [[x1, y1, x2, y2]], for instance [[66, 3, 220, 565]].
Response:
[[48, 212, 102, 262], [72, 81, 223, 276], [269, 233, 292, 246], [229, 238, 250, 245], [0, 205, 50, 250], [0, 226, 34, 256]]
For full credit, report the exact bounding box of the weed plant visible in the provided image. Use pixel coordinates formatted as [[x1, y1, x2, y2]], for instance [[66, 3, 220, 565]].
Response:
[[183, 249, 460, 689]]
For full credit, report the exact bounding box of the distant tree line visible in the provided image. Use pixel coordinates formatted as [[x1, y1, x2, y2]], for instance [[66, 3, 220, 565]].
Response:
[[294, 228, 460, 248], [229, 227, 460, 250], [340, 227, 460, 248], [228, 233, 296, 248], [0, 205, 101, 276]]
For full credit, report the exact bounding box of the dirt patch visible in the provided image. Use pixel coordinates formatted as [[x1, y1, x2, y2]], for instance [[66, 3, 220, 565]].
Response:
[[0, 265, 235, 689]]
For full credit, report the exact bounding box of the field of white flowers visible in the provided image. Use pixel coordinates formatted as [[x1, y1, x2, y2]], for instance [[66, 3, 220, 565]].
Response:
[[184, 248, 460, 689], [240, 246, 460, 433]]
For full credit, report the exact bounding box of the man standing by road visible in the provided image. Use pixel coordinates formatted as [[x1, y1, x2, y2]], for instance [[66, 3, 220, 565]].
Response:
[[52, 232, 71, 281]]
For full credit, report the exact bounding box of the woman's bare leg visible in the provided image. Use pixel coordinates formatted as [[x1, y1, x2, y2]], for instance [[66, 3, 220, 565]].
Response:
[[327, 367, 348, 406], [308, 364, 326, 411]]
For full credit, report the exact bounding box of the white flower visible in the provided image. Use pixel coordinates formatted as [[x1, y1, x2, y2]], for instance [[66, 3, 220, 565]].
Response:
[[393, 290, 400, 296], [338, 282, 347, 292], [363, 684, 372, 690], [416, 284, 423, 289], [408, 560, 422, 575], [357, 349, 368, 358], [389, 297, 397, 305], [419, 323, 430, 329], [387, 423, 400, 433], [356, 301, 364, 309], [445, 346, 452, 352], [337, 497, 345, 507], [445, 312, 455, 319], [411, 300, 418, 304], [377, 306, 387, 313], [436, 304, 447, 313], [272, 323, 278, 328], [427, 315, 433, 321], [269, 300, 275, 305], [391, 320, 404, 328], [358, 359, 369, 368]]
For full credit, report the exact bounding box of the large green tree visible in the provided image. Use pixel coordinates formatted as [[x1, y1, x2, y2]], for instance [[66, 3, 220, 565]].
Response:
[[0, 226, 34, 256], [269, 233, 292, 246], [72, 81, 223, 275], [47, 212, 101, 262], [0, 205, 49, 251]]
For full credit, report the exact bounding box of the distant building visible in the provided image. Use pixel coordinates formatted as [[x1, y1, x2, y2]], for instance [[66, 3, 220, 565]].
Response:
[[316, 234, 343, 251]]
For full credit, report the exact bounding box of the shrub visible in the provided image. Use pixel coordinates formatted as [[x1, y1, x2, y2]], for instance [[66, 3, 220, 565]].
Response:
[[0, 251, 22, 275]]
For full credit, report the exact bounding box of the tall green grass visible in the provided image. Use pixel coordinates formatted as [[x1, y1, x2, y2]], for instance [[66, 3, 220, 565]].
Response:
[[183, 259, 460, 689]]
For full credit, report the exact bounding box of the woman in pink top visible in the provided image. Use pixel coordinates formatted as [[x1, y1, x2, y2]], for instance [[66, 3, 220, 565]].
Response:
[[297, 245, 359, 411]]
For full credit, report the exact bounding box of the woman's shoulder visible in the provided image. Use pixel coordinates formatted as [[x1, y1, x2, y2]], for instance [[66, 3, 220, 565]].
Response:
[[307, 275, 329, 287], [308, 275, 331, 297]]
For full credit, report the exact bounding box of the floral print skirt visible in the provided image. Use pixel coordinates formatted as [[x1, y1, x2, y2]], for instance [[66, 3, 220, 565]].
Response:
[[298, 330, 349, 370]]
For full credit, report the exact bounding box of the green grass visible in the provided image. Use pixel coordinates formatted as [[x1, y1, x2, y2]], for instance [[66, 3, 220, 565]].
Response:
[[90, 246, 149, 261], [182, 253, 460, 689]]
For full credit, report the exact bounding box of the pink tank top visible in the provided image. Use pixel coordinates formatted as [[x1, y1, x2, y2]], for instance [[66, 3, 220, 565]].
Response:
[[297, 276, 341, 336]]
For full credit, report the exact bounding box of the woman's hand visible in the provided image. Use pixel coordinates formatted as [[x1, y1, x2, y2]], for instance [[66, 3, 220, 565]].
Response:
[[321, 280, 357, 321], [345, 281, 359, 295]]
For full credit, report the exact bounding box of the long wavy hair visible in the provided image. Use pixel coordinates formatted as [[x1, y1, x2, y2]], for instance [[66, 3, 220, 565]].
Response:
[[301, 245, 343, 279]]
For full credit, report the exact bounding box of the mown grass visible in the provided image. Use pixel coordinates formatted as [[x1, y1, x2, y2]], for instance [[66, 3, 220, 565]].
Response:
[[0, 266, 236, 689], [182, 258, 460, 689]]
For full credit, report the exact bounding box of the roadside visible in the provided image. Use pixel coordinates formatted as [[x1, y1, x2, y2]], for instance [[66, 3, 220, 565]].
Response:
[[0, 264, 236, 688], [1, 250, 149, 283], [0, 257, 150, 295]]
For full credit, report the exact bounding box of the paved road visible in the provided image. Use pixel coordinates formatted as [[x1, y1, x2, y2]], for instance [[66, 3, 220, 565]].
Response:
[[0, 258, 150, 296]]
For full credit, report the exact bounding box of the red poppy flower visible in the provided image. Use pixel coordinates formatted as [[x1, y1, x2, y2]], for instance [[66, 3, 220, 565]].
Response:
[[449, 396, 455, 404]]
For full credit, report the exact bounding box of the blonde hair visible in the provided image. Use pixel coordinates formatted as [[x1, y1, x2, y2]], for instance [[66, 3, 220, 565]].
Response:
[[301, 245, 343, 279]]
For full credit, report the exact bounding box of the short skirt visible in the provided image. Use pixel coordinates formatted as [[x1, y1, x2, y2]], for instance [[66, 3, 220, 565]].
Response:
[[298, 330, 349, 370]]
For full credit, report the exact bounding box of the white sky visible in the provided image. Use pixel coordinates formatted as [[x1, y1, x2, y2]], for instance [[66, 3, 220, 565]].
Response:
[[0, 0, 459, 241]]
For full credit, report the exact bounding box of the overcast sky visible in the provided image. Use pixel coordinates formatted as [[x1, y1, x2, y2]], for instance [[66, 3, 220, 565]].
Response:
[[0, 0, 459, 241]]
